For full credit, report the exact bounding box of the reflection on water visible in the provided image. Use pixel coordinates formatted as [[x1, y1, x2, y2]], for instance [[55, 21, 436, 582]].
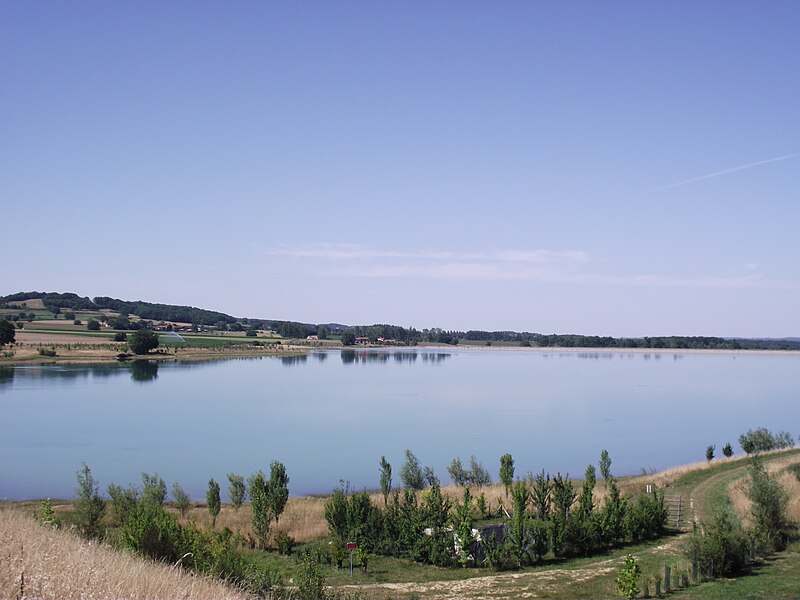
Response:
[[0, 366, 13, 386], [281, 355, 308, 366], [340, 350, 450, 365], [130, 361, 159, 382], [2, 350, 798, 501]]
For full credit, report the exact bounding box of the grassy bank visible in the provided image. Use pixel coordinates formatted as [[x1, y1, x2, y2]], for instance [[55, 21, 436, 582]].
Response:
[[4, 449, 799, 599]]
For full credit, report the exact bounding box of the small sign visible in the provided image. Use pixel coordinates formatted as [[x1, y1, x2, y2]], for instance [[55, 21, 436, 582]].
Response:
[[346, 542, 357, 550]]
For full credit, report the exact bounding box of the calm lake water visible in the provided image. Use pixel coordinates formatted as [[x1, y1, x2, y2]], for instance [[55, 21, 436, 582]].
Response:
[[1, 349, 799, 501]]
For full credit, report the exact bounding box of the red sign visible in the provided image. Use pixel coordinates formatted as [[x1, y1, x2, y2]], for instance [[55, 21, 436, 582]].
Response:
[[346, 542, 357, 550]]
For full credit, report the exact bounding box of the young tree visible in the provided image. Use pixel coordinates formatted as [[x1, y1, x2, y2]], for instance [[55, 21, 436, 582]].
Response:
[[468, 456, 491, 488], [454, 487, 474, 567], [706, 444, 715, 462], [531, 470, 551, 520], [448, 457, 468, 486], [509, 480, 531, 566], [249, 470, 271, 549], [141, 472, 166, 507], [400, 449, 426, 490], [379, 456, 392, 506], [615, 554, 641, 600], [75, 462, 105, 539], [227, 473, 246, 511], [268, 461, 290, 524], [599, 449, 612, 486], [423, 465, 439, 487], [86, 319, 101, 331], [747, 457, 788, 551], [499, 453, 515, 497], [207, 478, 221, 527], [722, 442, 734, 458], [578, 464, 597, 517], [172, 482, 190, 517]]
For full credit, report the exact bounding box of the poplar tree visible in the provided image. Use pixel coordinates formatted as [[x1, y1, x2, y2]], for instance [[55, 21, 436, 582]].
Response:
[[207, 478, 221, 527]]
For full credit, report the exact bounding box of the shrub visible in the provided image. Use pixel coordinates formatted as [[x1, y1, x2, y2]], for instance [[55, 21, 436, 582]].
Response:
[[227, 473, 246, 511], [207, 478, 221, 527], [706, 444, 715, 461], [747, 457, 788, 551], [400, 449, 426, 490], [74, 462, 105, 540], [113, 331, 127, 342], [615, 554, 641, 599], [37, 347, 57, 357], [172, 482, 191, 517], [275, 530, 296, 555], [129, 329, 159, 354], [86, 319, 101, 331], [685, 508, 748, 577]]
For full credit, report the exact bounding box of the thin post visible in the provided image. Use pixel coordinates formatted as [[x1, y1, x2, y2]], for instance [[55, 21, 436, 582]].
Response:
[[664, 564, 671, 593], [692, 560, 698, 584], [676, 496, 681, 528]]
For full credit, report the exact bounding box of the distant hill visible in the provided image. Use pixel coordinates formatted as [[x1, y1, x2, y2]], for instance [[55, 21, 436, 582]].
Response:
[[2, 290, 799, 350]]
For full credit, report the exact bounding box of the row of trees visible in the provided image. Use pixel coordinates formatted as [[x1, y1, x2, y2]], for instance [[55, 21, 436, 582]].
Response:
[[326, 451, 667, 569]]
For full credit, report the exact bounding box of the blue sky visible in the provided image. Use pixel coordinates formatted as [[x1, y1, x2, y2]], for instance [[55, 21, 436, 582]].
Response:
[[2, 1, 799, 337]]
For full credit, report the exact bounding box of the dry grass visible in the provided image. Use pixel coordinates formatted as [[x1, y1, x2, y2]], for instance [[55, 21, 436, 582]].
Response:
[[728, 455, 800, 527], [0, 508, 252, 600], [183, 496, 330, 544]]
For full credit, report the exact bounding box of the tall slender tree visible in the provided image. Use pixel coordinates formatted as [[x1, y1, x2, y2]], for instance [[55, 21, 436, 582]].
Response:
[[379, 456, 392, 506], [207, 478, 221, 527], [268, 461, 290, 524]]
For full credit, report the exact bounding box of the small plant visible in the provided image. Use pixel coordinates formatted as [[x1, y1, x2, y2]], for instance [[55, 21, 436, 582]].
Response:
[[615, 554, 641, 599], [275, 530, 296, 555], [37, 347, 57, 357], [37, 498, 60, 528], [296, 552, 326, 600]]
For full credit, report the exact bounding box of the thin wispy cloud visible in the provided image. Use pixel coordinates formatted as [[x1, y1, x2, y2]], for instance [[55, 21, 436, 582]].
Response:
[[263, 243, 776, 289], [652, 152, 800, 191]]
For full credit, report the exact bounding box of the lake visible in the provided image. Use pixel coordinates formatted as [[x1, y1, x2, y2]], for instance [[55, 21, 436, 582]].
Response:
[[1, 349, 798, 501]]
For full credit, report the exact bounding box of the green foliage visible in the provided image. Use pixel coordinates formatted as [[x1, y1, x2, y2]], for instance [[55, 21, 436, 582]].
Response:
[[113, 331, 127, 342], [600, 477, 626, 547], [129, 329, 159, 354], [624, 488, 668, 543], [227, 473, 246, 511], [268, 460, 290, 524], [578, 464, 596, 517], [86, 319, 101, 331], [615, 554, 641, 599], [531, 470, 551, 519], [107, 483, 139, 526], [37, 347, 57, 357], [447, 455, 491, 487], [509, 480, 531, 566], [295, 552, 327, 600], [739, 427, 795, 454], [141, 471, 167, 507], [499, 453, 514, 496], [36, 498, 60, 528], [275, 530, 296, 555], [172, 482, 191, 517], [248, 470, 271, 549], [454, 487, 475, 567], [379, 456, 392, 505], [74, 462, 106, 540], [722, 442, 734, 458], [706, 444, 716, 461], [207, 478, 221, 527], [400, 449, 426, 490], [685, 508, 748, 577], [0, 319, 16, 346], [746, 456, 788, 551], [599, 449, 612, 484]]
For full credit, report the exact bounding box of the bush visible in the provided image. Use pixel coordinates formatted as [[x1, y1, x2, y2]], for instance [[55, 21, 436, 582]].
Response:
[[113, 332, 127, 342], [747, 457, 788, 551], [129, 329, 159, 354], [37, 347, 57, 357], [685, 508, 748, 577], [275, 530, 296, 555], [615, 554, 641, 599], [86, 319, 101, 331]]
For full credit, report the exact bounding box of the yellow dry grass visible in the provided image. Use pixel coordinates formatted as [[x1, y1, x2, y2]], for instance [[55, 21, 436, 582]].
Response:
[[728, 457, 800, 527], [0, 508, 253, 600]]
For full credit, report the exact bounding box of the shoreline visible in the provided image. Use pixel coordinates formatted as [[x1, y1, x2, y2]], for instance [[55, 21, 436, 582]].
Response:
[[3, 340, 800, 367]]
